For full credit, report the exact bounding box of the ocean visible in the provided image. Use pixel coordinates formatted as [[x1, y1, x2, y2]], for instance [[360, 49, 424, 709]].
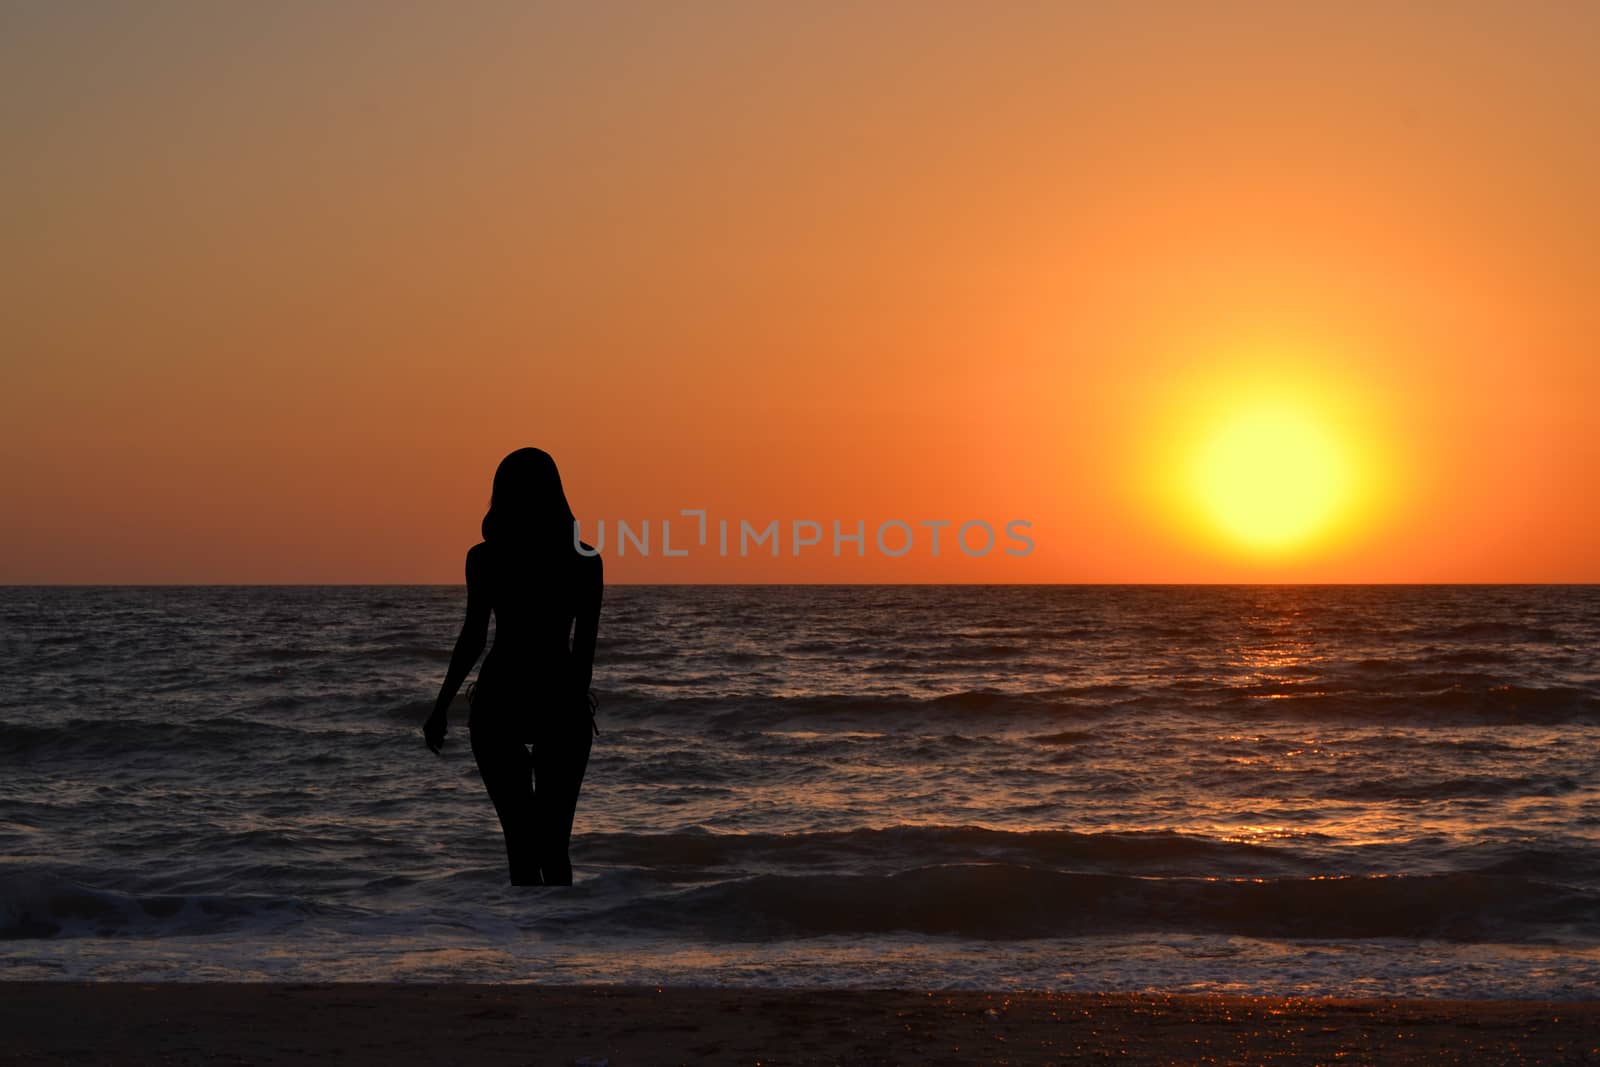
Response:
[[2, 584, 1597, 998]]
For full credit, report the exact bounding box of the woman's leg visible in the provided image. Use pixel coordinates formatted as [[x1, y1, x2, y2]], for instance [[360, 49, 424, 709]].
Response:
[[530, 723, 593, 886], [469, 723, 542, 885]]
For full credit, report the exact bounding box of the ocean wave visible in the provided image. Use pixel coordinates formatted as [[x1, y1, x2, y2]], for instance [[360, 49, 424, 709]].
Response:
[[576, 826, 1321, 877], [589, 681, 1600, 726], [1212, 684, 1600, 724], [0, 870, 310, 940], [1322, 774, 1588, 802], [1032, 729, 1096, 745], [357, 643, 453, 662], [378, 699, 444, 722], [598, 689, 1128, 728], [0, 716, 364, 759], [584, 864, 1599, 943], [1428, 621, 1566, 644]]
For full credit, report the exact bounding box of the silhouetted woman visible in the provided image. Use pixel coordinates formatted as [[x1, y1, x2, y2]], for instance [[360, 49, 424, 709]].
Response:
[[424, 448, 602, 885]]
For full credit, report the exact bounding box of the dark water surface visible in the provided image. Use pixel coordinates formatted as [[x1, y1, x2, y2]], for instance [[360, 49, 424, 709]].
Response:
[[2, 585, 1597, 996]]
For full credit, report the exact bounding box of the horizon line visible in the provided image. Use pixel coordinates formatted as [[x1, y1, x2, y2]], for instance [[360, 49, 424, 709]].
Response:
[[3, 581, 1597, 588]]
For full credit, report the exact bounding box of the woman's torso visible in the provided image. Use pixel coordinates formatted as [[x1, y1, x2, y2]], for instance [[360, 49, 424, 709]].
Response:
[[470, 540, 594, 723]]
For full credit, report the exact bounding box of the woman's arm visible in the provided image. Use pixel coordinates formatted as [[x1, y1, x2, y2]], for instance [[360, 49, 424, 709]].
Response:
[[570, 554, 604, 698], [423, 546, 491, 753]]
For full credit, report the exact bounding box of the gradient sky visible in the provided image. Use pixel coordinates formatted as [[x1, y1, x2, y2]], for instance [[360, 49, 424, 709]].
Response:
[[3, 2, 1595, 583]]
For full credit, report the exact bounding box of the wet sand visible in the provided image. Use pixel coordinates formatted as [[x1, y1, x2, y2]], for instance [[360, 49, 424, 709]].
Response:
[[3, 982, 1596, 1064]]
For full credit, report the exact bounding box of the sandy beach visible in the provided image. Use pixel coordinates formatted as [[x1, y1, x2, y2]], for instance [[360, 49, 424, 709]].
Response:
[[3, 983, 1595, 1065]]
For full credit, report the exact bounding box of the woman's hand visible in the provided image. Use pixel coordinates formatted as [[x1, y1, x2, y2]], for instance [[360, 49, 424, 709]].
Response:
[[423, 711, 448, 754]]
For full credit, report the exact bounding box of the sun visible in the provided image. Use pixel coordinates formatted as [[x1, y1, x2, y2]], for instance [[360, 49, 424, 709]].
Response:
[[1189, 403, 1351, 552]]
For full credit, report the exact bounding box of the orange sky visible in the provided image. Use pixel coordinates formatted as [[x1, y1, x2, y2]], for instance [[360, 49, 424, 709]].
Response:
[[3, 3, 1595, 583]]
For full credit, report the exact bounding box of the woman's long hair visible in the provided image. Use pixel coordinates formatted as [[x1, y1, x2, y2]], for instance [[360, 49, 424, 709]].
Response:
[[481, 447, 576, 552]]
